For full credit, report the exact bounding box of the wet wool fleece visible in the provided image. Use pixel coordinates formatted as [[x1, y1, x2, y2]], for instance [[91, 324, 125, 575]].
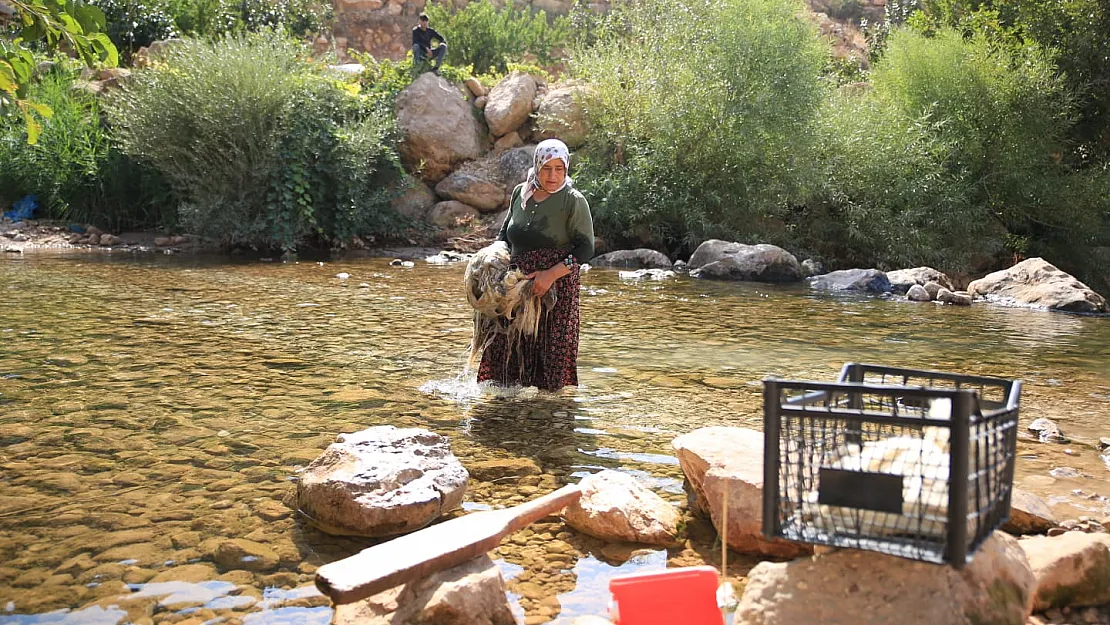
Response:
[[476, 247, 581, 391], [463, 241, 554, 371]]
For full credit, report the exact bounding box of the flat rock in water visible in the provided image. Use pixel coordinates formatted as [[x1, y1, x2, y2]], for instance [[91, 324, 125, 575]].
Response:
[[297, 426, 468, 537], [967, 258, 1107, 313], [809, 268, 892, 294], [591, 249, 673, 269]]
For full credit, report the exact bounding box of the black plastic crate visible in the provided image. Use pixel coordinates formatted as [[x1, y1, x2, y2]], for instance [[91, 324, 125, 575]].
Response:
[[762, 363, 1021, 566]]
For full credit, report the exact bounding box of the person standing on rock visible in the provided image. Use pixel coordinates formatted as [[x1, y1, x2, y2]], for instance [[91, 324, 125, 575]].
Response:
[[412, 13, 447, 75], [478, 139, 595, 392]]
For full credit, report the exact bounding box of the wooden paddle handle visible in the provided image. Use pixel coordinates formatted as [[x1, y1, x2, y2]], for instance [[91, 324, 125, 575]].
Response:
[[502, 484, 583, 533]]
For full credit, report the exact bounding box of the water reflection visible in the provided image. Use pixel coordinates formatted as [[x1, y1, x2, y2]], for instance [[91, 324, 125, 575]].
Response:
[[1, 252, 1109, 623]]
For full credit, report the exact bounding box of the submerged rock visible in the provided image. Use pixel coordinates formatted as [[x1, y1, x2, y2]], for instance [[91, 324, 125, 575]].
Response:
[[296, 426, 468, 537], [967, 258, 1107, 313], [736, 531, 1035, 625]]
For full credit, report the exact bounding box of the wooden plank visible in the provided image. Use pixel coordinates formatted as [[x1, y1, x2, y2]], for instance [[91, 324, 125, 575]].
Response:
[[315, 484, 582, 604]]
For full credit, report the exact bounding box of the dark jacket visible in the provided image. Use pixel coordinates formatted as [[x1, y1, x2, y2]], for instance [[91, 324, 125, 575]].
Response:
[[412, 26, 445, 50]]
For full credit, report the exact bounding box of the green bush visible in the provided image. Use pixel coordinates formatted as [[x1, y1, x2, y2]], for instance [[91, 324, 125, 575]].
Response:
[[868, 29, 1100, 265], [108, 33, 404, 251], [799, 89, 984, 271], [572, 0, 826, 254], [0, 67, 173, 230], [424, 1, 570, 75]]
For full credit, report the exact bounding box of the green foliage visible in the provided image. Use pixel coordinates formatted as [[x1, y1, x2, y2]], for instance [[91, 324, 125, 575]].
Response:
[[870, 29, 1092, 255], [1, 0, 117, 143], [107, 32, 404, 252], [573, 0, 826, 253], [424, 1, 570, 75], [0, 67, 173, 229], [800, 88, 984, 270], [352, 51, 469, 108], [156, 0, 332, 40], [903, 0, 1110, 167], [91, 0, 177, 56]]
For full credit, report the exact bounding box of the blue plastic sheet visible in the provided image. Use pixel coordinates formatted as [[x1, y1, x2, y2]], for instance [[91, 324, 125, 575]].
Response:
[[3, 195, 38, 222]]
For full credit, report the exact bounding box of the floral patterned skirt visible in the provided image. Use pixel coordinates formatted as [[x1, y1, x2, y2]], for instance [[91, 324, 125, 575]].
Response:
[[477, 247, 580, 391]]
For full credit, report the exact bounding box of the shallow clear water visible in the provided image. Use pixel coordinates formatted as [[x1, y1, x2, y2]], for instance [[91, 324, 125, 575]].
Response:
[[1, 252, 1108, 624]]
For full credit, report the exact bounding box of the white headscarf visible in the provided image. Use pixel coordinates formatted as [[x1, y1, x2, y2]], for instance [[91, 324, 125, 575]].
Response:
[[521, 138, 573, 206]]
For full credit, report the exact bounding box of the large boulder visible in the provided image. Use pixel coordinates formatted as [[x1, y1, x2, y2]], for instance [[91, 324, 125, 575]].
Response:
[[967, 258, 1107, 313], [809, 268, 892, 294], [735, 531, 1036, 625], [590, 249, 672, 269], [390, 177, 437, 220], [563, 469, 683, 547], [396, 73, 485, 183], [434, 160, 507, 213], [687, 240, 803, 283], [1002, 489, 1056, 536], [296, 426, 468, 537], [332, 554, 516, 625], [1020, 532, 1110, 610], [533, 84, 593, 148], [886, 267, 954, 293], [484, 72, 537, 138], [672, 427, 811, 559]]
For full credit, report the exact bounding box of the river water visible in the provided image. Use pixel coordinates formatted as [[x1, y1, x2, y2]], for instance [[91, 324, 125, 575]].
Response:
[[1, 252, 1108, 624]]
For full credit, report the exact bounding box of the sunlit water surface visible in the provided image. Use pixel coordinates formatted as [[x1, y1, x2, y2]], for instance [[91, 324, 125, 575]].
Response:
[[1, 252, 1108, 624]]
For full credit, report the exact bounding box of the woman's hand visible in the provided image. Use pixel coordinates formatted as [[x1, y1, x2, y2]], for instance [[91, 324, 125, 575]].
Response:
[[525, 263, 571, 297]]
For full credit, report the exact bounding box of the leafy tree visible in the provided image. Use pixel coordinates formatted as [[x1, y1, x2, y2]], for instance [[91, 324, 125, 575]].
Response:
[[424, 1, 569, 75], [1, 0, 117, 143]]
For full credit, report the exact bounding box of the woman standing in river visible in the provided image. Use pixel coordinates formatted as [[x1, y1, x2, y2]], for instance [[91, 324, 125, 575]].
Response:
[[477, 139, 595, 391]]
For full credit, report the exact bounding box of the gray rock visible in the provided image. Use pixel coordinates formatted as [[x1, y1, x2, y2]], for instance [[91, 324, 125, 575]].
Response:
[[887, 266, 954, 293], [687, 240, 803, 283], [428, 201, 481, 228], [296, 426, 468, 537], [967, 258, 1107, 313], [801, 258, 825, 278], [809, 269, 892, 294], [590, 249, 672, 269], [906, 284, 932, 302], [390, 178, 437, 221], [1029, 418, 1066, 443], [924, 281, 945, 300], [498, 145, 536, 189]]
